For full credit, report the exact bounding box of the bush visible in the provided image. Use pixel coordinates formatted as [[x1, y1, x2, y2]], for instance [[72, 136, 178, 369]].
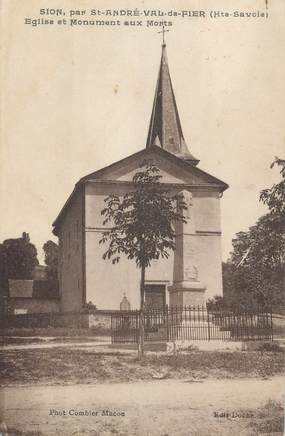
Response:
[[257, 342, 282, 353]]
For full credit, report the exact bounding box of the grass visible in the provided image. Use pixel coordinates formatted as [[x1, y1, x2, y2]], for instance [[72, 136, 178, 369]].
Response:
[[1, 348, 284, 386], [1, 430, 43, 436], [0, 327, 110, 337], [247, 399, 284, 434]]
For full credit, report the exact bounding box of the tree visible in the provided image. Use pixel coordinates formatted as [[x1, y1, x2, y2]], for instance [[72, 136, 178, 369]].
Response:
[[2, 233, 39, 281], [217, 158, 285, 312], [0, 233, 39, 313], [43, 240, 59, 280], [260, 157, 285, 224], [230, 213, 284, 309], [99, 160, 186, 357]]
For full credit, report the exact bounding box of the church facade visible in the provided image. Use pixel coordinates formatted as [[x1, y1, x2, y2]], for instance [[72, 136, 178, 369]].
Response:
[[53, 43, 228, 312]]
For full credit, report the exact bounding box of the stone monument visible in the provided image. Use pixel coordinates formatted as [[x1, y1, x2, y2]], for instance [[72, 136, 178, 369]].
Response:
[[168, 190, 206, 307], [120, 293, 131, 311]]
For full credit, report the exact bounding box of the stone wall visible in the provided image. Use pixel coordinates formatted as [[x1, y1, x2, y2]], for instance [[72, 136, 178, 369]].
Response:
[[1, 310, 112, 332], [9, 298, 60, 315], [88, 312, 111, 330]]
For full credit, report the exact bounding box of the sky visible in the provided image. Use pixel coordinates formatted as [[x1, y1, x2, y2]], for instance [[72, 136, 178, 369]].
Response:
[[1, 0, 285, 264]]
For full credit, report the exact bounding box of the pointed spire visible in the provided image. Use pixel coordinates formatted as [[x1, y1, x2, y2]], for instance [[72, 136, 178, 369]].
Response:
[[146, 44, 199, 165]]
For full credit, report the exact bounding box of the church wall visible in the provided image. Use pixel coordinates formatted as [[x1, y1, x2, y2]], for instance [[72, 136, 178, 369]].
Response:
[[102, 151, 215, 188], [58, 188, 84, 312], [85, 182, 138, 309], [193, 192, 223, 299], [85, 182, 174, 309], [115, 153, 193, 185], [194, 192, 221, 233], [84, 180, 223, 309], [86, 231, 141, 309], [85, 230, 174, 310], [195, 235, 223, 299]]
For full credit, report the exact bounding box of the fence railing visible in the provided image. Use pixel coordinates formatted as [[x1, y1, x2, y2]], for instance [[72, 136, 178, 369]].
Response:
[[111, 305, 273, 343]]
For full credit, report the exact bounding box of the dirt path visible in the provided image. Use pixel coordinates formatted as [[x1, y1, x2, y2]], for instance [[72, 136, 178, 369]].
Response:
[[1, 377, 284, 435], [1, 340, 111, 351]]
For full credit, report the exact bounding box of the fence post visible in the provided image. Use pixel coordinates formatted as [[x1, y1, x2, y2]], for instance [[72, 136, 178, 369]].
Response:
[[166, 304, 169, 341], [207, 307, 210, 341]]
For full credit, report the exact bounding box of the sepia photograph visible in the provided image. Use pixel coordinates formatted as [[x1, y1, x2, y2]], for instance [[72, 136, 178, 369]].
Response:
[[0, 0, 284, 434]]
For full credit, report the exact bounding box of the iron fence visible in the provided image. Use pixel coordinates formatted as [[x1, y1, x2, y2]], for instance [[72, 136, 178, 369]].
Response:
[[111, 305, 273, 343]]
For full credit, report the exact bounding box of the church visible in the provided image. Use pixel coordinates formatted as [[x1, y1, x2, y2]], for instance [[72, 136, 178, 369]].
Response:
[[52, 41, 228, 312]]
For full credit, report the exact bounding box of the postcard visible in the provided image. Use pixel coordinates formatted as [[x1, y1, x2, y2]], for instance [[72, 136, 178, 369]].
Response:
[[0, 0, 284, 435]]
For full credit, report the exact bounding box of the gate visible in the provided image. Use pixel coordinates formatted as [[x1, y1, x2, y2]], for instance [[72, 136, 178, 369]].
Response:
[[111, 306, 273, 344], [111, 310, 140, 344]]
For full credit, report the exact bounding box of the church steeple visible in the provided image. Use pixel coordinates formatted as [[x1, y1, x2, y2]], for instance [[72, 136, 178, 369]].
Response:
[[146, 43, 199, 165]]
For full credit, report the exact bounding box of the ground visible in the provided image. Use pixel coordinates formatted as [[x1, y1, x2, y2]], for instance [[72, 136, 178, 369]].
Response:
[[1, 378, 284, 435], [0, 337, 284, 435]]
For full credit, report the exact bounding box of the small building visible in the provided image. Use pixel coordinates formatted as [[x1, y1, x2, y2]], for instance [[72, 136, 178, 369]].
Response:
[[53, 43, 228, 312], [8, 279, 59, 314], [33, 265, 48, 281]]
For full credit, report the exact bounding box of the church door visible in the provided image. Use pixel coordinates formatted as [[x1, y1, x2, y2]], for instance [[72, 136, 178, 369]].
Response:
[[144, 284, 166, 309]]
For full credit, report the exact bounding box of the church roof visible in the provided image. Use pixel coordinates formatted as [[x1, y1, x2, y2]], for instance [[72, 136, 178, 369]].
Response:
[[146, 43, 199, 165], [52, 146, 228, 234], [78, 146, 227, 187]]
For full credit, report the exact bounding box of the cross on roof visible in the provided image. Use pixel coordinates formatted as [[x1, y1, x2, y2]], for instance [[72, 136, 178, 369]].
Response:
[[158, 26, 170, 45]]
